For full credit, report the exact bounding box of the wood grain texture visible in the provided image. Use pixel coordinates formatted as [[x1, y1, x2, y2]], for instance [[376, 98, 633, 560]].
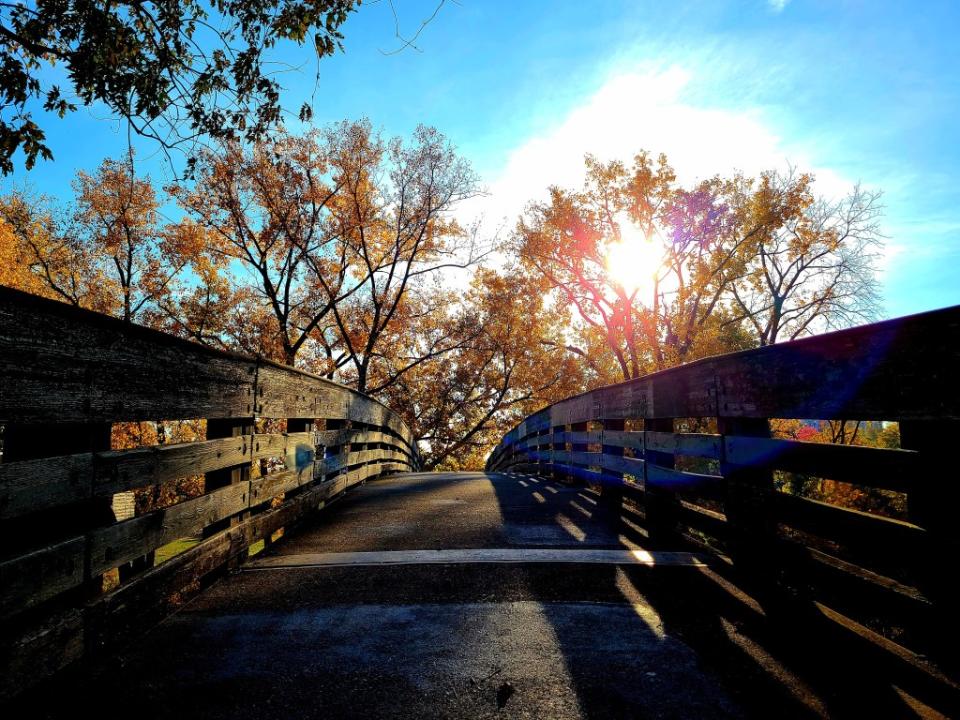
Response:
[[489, 303, 960, 459], [775, 492, 925, 551], [0, 285, 417, 439], [0, 453, 95, 519], [0, 286, 256, 423], [0, 536, 85, 617], [4, 456, 385, 701], [255, 362, 414, 445], [647, 432, 722, 459], [251, 430, 413, 461], [88, 482, 251, 576], [1, 437, 255, 520], [724, 436, 916, 493], [0, 287, 421, 699]]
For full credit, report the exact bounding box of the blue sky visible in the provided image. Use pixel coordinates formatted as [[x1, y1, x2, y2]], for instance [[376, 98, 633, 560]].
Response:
[[5, 0, 960, 317]]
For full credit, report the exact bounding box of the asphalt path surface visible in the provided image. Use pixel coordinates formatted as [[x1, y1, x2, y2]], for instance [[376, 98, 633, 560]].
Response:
[[16, 471, 876, 719]]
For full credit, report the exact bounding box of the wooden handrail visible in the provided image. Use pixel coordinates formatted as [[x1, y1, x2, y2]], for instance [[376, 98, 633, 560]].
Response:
[[0, 285, 419, 698], [487, 304, 960, 679]]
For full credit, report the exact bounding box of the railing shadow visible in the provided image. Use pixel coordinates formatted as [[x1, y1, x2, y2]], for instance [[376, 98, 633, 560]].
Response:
[[5, 469, 958, 718], [484, 470, 960, 718]]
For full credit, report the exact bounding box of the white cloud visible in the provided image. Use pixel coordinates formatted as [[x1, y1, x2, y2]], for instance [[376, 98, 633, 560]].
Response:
[[460, 66, 854, 230], [768, 0, 791, 12]]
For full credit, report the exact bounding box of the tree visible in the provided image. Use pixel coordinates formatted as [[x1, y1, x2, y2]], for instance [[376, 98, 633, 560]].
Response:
[[514, 152, 761, 382], [381, 267, 586, 470], [1, 157, 203, 325], [170, 128, 355, 364], [728, 169, 884, 344], [0, 188, 99, 306], [75, 154, 189, 323], [513, 151, 884, 383], [317, 120, 484, 393], [0, 0, 357, 174], [169, 119, 481, 373], [151, 220, 241, 348]]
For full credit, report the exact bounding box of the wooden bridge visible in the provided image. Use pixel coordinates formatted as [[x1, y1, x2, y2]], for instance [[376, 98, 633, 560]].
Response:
[[1, 285, 959, 718]]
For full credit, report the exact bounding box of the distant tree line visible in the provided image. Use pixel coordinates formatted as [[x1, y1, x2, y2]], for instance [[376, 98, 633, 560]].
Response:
[[0, 122, 886, 472]]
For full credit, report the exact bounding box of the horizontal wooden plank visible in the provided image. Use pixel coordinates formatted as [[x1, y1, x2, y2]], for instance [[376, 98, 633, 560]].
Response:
[[0, 437, 250, 520], [0, 431, 415, 527], [647, 432, 722, 459], [83, 531, 237, 669], [255, 363, 414, 446], [0, 286, 416, 455], [90, 448, 404, 576], [600, 430, 645, 451], [810, 602, 959, 695], [514, 414, 552, 440], [7, 454, 379, 700], [678, 500, 728, 538], [541, 451, 719, 494], [564, 465, 605, 484], [777, 542, 931, 632], [489, 304, 960, 462], [568, 450, 600, 466], [250, 449, 409, 507], [250, 431, 312, 462], [647, 465, 724, 495], [95, 436, 247, 496], [0, 432, 408, 524], [512, 431, 721, 460], [321, 449, 410, 475], [3, 452, 401, 622], [775, 492, 926, 553], [378, 462, 408, 475], [724, 436, 915, 493], [0, 536, 85, 618], [249, 470, 301, 505], [250, 430, 413, 466], [88, 482, 251, 577], [515, 434, 555, 450], [0, 453, 95, 520], [597, 454, 646, 477], [713, 306, 960, 420], [556, 431, 602, 445], [302, 429, 414, 452], [0, 286, 256, 423]]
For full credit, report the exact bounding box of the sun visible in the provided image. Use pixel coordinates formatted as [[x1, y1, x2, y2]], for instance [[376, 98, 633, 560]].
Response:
[[605, 223, 662, 300]]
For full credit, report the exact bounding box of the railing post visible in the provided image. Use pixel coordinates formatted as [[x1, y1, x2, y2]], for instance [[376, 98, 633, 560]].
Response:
[[274, 418, 315, 549], [718, 416, 775, 568], [900, 419, 960, 663], [537, 428, 549, 478], [570, 422, 588, 486], [644, 418, 681, 547], [325, 419, 351, 480], [204, 417, 254, 567], [2, 421, 114, 594], [551, 425, 564, 483], [600, 419, 625, 521]]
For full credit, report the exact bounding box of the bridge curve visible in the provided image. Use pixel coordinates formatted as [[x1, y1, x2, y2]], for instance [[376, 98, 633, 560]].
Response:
[[5, 470, 763, 718], [2, 286, 960, 717]]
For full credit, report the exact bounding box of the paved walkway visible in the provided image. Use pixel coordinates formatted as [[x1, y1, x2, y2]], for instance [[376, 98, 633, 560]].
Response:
[[19, 471, 934, 718]]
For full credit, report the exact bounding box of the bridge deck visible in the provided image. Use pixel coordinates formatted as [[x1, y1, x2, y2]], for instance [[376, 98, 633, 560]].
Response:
[[13, 472, 949, 719]]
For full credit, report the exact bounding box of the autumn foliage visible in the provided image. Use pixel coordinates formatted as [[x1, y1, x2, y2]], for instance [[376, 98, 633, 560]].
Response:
[[0, 122, 886, 477]]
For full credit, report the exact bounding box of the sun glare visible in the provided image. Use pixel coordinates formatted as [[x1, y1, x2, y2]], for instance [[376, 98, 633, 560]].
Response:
[[605, 223, 662, 300]]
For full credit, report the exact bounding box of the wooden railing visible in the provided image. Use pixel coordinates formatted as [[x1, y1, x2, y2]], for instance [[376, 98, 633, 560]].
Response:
[[487, 305, 960, 675], [0, 286, 419, 698]]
